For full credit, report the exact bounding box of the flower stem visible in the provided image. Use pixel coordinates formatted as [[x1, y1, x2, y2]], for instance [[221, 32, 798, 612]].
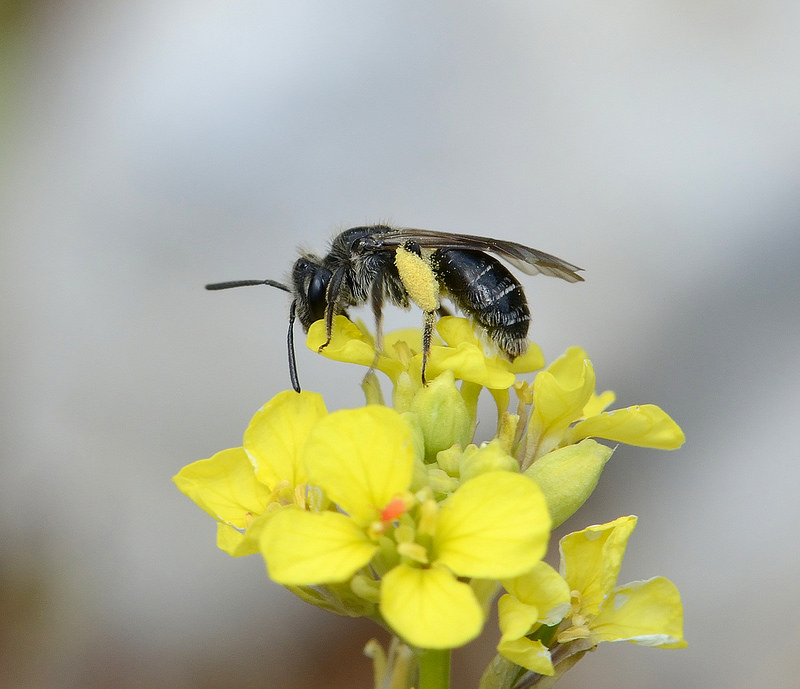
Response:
[[418, 648, 450, 689]]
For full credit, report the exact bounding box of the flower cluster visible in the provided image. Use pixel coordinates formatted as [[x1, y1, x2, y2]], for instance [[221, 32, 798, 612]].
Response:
[[175, 316, 686, 688]]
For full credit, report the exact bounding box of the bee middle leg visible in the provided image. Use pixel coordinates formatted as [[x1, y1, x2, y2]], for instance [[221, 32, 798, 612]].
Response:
[[364, 274, 389, 384]]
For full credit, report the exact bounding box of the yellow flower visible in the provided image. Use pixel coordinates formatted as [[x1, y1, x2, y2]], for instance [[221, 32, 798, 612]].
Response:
[[173, 390, 327, 556], [259, 405, 552, 649], [430, 316, 544, 387], [306, 316, 409, 382], [522, 347, 685, 465], [556, 516, 686, 649], [497, 562, 571, 674], [261, 405, 414, 582], [383, 470, 552, 649], [497, 516, 685, 677], [307, 315, 542, 390]]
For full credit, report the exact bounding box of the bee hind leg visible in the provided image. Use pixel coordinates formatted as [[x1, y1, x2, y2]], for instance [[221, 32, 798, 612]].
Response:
[[364, 275, 385, 382], [421, 310, 436, 386]]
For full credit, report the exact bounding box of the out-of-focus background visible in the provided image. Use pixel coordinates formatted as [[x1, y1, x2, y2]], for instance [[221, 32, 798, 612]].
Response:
[[2, 2, 798, 687]]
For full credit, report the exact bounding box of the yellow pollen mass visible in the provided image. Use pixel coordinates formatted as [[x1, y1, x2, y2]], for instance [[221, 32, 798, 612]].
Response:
[[395, 246, 440, 312]]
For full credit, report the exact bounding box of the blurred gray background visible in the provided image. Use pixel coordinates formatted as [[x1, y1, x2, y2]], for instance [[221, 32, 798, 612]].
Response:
[[2, 1, 798, 687]]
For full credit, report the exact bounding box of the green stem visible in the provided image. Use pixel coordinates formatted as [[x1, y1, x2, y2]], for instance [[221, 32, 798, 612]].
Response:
[[418, 648, 451, 689]]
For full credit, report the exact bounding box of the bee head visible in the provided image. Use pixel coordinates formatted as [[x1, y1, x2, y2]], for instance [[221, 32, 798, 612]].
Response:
[[292, 255, 331, 330]]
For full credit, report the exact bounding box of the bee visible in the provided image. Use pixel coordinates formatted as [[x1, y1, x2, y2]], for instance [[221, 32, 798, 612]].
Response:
[[206, 225, 583, 392]]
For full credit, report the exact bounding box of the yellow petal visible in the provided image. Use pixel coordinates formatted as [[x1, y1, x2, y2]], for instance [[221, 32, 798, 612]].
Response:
[[307, 316, 405, 380], [559, 516, 637, 615], [435, 472, 550, 578], [497, 637, 555, 676], [380, 564, 484, 648], [243, 390, 327, 486], [260, 508, 377, 585], [303, 406, 414, 524], [436, 314, 544, 374], [306, 315, 373, 361], [173, 447, 270, 526], [425, 343, 516, 389], [497, 593, 540, 640], [581, 390, 616, 417], [505, 342, 545, 374], [384, 327, 425, 352], [529, 347, 596, 454], [502, 562, 571, 626], [569, 404, 685, 450], [216, 511, 271, 557], [435, 316, 480, 347], [590, 576, 686, 648], [432, 316, 523, 387], [490, 387, 511, 422], [216, 523, 248, 555]]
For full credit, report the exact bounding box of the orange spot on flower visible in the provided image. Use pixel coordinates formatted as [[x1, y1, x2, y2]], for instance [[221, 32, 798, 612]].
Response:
[[381, 497, 406, 523]]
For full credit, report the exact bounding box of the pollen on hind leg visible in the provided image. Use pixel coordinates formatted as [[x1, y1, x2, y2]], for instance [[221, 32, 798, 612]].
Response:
[[394, 245, 440, 313]]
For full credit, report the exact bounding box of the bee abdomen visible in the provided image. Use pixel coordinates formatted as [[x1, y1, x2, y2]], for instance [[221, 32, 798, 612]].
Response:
[[431, 249, 530, 359]]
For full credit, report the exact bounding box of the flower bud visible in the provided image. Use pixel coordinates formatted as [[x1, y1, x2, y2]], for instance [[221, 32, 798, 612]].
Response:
[[409, 370, 472, 462], [289, 581, 377, 618], [427, 466, 460, 496], [435, 443, 462, 476], [459, 440, 519, 483], [392, 371, 417, 414], [524, 439, 613, 527]]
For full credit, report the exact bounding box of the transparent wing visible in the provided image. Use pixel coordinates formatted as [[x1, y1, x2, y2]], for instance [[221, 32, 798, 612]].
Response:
[[370, 227, 584, 283]]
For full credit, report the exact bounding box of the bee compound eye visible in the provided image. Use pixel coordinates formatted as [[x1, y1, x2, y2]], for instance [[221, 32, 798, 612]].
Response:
[[307, 272, 330, 322]]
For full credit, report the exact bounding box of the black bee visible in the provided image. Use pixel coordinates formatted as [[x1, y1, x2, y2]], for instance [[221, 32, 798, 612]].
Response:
[[206, 225, 583, 392]]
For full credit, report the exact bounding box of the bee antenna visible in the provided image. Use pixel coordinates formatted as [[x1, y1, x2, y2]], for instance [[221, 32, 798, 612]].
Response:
[[205, 279, 291, 293], [287, 300, 301, 393]]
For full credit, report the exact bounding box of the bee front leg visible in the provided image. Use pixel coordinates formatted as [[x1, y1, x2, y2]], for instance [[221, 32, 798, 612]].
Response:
[[286, 300, 301, 393], [370, 275, 385, 355], [319, 267, 346, 352]]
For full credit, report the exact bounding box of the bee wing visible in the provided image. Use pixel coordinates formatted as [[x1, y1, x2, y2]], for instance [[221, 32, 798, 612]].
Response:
[[377, 228, 584, 283]]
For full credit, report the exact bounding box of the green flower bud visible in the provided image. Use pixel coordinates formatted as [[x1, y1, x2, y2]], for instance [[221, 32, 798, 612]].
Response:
[[496, 412, 520, 455], [427, 466, 460, 496], [392, 371, 417, 414], [524, 439, 613, 527], [409, 370, 472, 462], [459, 440, 519, 483], [288, 581, 376, 618], [360, 369, 385, 406], [435, 443, 463, 476]]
